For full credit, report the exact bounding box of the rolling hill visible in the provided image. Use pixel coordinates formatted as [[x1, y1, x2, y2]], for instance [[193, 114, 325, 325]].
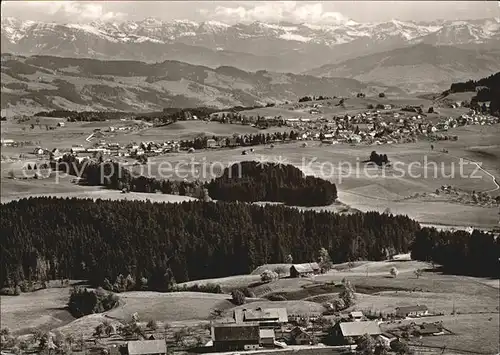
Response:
[[0, 54, 404, 115], [305, 44, 500, 93]]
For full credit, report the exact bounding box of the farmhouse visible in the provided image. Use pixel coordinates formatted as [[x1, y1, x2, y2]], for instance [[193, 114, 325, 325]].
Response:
[[395, 305, 429, 318], [289, 263, 320, 277], [330, 321, 382, 344], [417, 323, 444, 336], [349, 311, 364, 322], [234, 307, 288, 328], [211, 323, 260, 352], [290, 327, 313, 345], [206, 138, 217, 148], [379, 332, 398, 347], [1, 139, 15, 146], [127, 340, 167, 355], [259, 329, 275, 347]]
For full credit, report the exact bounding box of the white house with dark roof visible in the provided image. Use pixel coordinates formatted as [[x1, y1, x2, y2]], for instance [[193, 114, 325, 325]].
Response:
[[127, 340, 166, 355], [331, 321, 382, 344]]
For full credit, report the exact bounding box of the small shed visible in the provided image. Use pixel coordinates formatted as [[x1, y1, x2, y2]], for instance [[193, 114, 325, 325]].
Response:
[[289, 263, 320, 278], [206, 138, 217, 148]]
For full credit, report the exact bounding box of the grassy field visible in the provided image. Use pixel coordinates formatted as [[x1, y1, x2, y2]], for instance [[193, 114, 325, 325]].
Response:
[[0, 288, 75, 335], [177, 275, 261, 291], [384, 313, 499, 354], [105, 291, 234, 323], [0, 176, 195, 204]]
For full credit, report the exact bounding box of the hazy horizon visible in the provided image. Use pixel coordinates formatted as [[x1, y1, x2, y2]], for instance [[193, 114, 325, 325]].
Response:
[[2, 1, 500, 25]]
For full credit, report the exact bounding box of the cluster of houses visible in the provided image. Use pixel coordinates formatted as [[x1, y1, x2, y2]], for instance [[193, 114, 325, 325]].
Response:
[[210, 307, 289, 351], [96, 303, 437, 355]]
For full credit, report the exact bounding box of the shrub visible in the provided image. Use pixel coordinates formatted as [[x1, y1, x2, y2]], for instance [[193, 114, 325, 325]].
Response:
[[231, 290, 246, 305], [268, 294, 287, 301], [68, 286, 119, 317], [260, 270, 278, 282], [147, 320, 158, 331], [170, 283, 222, 294]]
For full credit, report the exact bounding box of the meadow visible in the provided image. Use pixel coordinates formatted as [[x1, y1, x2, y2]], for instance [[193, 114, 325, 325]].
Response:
[[2, 257, 498, 354]]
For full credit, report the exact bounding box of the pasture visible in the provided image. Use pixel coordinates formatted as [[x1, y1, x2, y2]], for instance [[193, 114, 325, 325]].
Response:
[[0, 288, 75, 335], [385, 313, 499, 354], [0, 176, 195, 204], [105, 291, 234, 322]]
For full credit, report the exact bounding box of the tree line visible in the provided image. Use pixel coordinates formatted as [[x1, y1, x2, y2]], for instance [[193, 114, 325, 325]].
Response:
[[33, 110, 136, 121], [52, 157, 334, 206], [446, 72, 500, 116], [411, 228, 499, 277], [179, 130, 301, 150], [206, 161, 338, 206], [0, 197, 420, 290]]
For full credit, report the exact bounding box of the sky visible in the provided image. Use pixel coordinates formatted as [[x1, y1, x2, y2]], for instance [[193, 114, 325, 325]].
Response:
[[1, 1, 499, 25]]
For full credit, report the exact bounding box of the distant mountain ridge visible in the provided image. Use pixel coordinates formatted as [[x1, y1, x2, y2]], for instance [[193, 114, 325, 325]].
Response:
[[2, 17, 499, 73], [305, 44, 500, 92], [0, 54, 404, 115]]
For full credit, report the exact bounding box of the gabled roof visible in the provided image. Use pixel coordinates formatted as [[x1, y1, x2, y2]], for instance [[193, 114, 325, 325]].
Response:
[[290, 263, 320, 273], [338, 321, 382, 337], [418, 323, 441, 334], [380, 332, 397, 340], [350, 311, 364, 318], [290, 327, 311, 339], [127, 340, 166, 355], [245, 309, 279, 321], [396, 305, 428, 313], [234, 308, 288, 323], [212, 324, 260, 342]]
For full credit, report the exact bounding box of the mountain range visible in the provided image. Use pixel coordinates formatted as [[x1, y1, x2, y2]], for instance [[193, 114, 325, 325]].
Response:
[[2, 17, 500, 73], [305, 43, 500, 92], [0, 54, 404, 115]]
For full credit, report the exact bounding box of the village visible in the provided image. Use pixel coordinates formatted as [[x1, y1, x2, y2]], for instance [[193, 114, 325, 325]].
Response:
[[1, 97, 498, 165]]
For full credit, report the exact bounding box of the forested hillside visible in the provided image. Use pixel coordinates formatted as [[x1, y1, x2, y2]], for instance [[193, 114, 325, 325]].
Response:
[[445, 72, 500, 116], [206, 162, 337, 206], [0, 198, 419, 289], [54, 158, 336, 206], [411, 228, 500, 277]]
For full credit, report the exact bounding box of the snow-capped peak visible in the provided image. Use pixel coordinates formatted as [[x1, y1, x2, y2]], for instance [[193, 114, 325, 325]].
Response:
[[1, 16, 498, 51]]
